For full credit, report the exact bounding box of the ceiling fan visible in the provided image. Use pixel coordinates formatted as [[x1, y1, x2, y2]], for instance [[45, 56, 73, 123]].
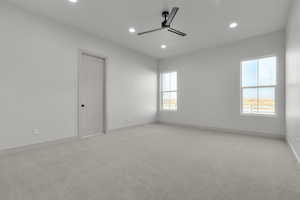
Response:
[[138, 7, 187, 37]]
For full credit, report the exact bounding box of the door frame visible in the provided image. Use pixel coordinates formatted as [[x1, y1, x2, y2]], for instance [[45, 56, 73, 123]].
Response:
[[77, 49, 108, 137]]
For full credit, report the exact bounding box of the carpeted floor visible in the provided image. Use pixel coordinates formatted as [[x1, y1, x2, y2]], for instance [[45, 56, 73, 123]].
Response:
[[0, 124, 299, 200]]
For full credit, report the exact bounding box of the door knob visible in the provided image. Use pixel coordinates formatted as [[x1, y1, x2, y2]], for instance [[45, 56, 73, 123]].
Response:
[[81, 104, 85, 108]]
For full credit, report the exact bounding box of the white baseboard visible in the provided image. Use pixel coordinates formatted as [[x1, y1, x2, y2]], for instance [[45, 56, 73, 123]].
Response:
[[287, 137, 300, 164], [0, 122, 285, 157], [158, 121, 285, 140], [107, 122, 156, 133], [0, 136, 78, 157], [0, 122, 156, 157]]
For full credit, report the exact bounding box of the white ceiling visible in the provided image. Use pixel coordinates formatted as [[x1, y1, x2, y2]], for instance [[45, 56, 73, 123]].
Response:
[[6, 0, 292, 58]]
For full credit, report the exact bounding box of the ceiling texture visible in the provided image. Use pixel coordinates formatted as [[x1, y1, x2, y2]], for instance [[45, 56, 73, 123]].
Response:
[[6, 0, 292, 58]]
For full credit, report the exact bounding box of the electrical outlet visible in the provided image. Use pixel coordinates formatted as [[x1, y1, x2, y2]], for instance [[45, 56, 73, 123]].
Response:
[[33, 129, 39, 135]]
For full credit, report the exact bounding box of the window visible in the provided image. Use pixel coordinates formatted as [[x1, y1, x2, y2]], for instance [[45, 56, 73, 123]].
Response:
[[160, 72, 177, 111], [241, 56, 277, 115]]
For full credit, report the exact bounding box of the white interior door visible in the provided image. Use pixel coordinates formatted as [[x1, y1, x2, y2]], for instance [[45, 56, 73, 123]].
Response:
[[79, 53, 104, 137]]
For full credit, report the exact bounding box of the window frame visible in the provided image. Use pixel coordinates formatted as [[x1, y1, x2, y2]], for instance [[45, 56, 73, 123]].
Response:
[[240, 55, 278, 117], [160, 71, 178, 112]]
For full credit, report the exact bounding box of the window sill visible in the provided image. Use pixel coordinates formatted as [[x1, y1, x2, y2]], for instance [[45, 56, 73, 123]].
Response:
[[240, 113, 278, 118], [160, 110, 177, 112]]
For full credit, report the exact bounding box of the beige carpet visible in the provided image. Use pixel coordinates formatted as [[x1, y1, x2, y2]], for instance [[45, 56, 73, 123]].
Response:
[[0, 124, 299, 200]]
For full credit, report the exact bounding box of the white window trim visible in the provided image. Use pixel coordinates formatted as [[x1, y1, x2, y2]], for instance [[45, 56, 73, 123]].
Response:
[[160, 71, 178, 112], [240, 55, 278, 117]]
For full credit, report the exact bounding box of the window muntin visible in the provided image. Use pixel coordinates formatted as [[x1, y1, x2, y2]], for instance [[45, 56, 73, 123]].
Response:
[[160, 72, 177, 111], [241, 56, 277, 115]]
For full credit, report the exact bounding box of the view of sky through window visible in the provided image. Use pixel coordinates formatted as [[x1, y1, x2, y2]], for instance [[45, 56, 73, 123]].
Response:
[[161, 72, 177, 111], [241, 57, 276, 115]]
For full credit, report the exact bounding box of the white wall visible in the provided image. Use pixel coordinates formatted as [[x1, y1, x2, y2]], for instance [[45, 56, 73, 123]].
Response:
[[158, 31, 286, 138], [0, 2, 157, 150], [286, 0, 300, 158]]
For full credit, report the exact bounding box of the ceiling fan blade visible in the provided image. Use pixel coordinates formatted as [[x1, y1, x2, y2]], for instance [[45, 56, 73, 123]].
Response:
[[165, 7, 179, 26], [137, 28, 164, 35], [168, 28, 187, 36]]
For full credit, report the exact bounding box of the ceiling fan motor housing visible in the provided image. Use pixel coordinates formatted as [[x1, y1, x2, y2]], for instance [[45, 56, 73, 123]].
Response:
[[162, 11, 170, 28]]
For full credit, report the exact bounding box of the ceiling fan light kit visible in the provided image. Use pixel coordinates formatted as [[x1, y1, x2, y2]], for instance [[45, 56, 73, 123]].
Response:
[[138, 7, 187, 37]]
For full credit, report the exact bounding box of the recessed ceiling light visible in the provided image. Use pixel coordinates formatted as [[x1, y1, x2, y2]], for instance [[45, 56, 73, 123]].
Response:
[[229, 22, 238, 29], [161, 45, 167, 49], [129, 27, 136, 33], [68, 0, 78, 3]]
